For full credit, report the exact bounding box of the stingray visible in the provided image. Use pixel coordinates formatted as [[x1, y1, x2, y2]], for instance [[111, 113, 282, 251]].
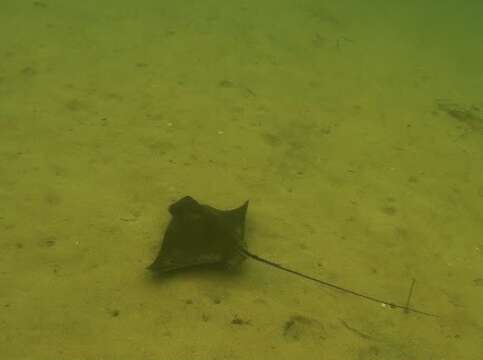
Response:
[[148, 196, 436, 317]]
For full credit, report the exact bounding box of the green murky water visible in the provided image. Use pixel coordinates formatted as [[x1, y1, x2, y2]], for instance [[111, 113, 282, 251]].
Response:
[[1, 1, 482, 358]]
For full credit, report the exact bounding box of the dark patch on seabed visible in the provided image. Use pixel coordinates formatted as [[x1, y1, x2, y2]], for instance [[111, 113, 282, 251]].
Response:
[[434, 99, 482, 132]]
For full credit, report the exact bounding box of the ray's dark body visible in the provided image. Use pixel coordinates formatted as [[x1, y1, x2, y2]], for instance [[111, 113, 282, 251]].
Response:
[[148, 196, 249, 273]]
